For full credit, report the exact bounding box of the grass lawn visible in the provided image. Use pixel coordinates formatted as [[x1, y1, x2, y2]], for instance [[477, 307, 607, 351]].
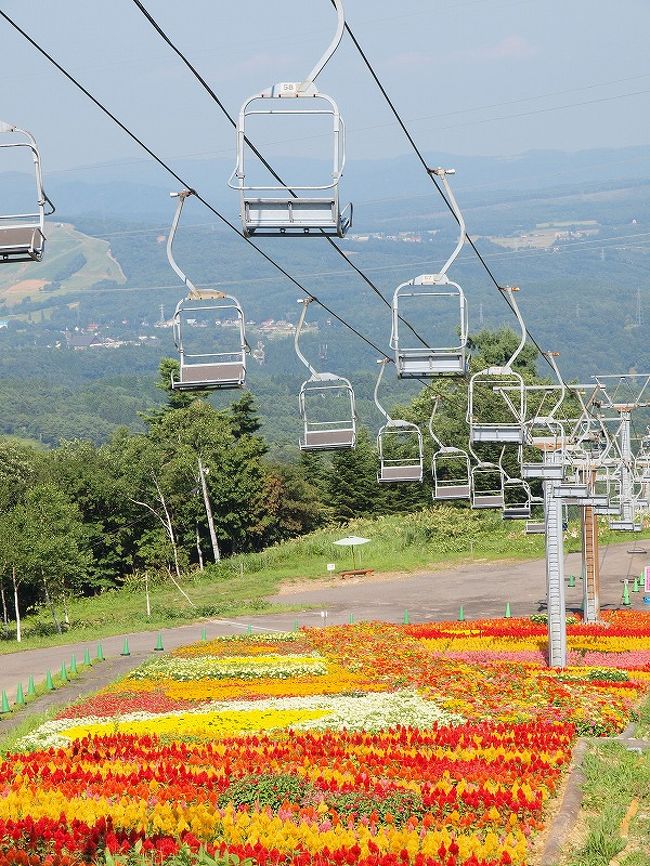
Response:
[[562, 695, 650, 866], [0, 506, 647, 654]]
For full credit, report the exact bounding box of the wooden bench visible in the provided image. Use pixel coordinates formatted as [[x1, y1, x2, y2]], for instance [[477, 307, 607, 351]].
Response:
[[339, 568, 374, 579]]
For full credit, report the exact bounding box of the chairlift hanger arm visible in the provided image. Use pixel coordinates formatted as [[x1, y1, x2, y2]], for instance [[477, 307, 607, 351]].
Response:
[[500, 285, 527, 369], [428, 396, 446, 451], [373, 358, 392, 424], [428, 168, 466, 277], [294, 298, 320, 380], [303, 0, 345, 91]]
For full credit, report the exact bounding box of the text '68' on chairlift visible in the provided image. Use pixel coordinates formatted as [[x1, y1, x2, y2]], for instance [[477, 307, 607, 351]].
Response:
[[228, 0, 351, 237], [428, 397, 471, 500], [467, 286, 528, 445], [375, 359, 424, 483], [0, 122, 54, 263], [166, 190, 249, 391], [294, 298, 357, 450], [391, 169, 468, 377]]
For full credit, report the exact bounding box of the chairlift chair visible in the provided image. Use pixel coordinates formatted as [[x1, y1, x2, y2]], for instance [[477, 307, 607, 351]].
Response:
[[167, 191, 249, 391], [428, 398, 471, 500], [467, 287, 528, 444], [375, 360, 423, 483], [295, 299, 357, 451], [391, 169, 468, 377], [0, 122, 54, 263], [502, 476, 532, 520], [471, 462, 505, 510], [525, 497, 546, 534], [228, 0, 351, 237]]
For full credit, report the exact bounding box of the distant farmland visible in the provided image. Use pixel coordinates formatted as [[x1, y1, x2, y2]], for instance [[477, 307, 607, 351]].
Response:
[[0, 222, 126, 309]]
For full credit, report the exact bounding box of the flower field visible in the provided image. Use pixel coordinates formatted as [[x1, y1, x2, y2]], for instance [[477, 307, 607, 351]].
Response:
[[0, 612, 648, 866]]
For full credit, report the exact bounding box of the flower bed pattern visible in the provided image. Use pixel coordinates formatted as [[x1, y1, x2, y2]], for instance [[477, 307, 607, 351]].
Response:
[[1, 612, 648, 866]]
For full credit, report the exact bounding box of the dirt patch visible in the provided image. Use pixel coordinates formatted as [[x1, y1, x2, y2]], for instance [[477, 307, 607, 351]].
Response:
[[276, 564, 469, 595], [3, 278, 48, 303]]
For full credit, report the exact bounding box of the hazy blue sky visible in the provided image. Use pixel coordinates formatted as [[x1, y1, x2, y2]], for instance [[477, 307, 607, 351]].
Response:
[[2, 0, 650, 175]]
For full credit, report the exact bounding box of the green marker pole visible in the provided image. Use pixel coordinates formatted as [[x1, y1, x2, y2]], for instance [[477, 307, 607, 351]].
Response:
[[27, 675, 36, 697], [0, 691, 9, 714], [15, 683, 25, 707], [60, 662, 68, 683], [402, 610, 410, 625], [504, 602, 512, 619], [120, 638, 130, 657], [458, 605, 465, 622], [201, 627, 207, 641], [83, 648, 91, 666], [96, 643, 104, 662], [45, 671, 54, 691], [70, 655, 78, 674], [154, 632, 164, 651]]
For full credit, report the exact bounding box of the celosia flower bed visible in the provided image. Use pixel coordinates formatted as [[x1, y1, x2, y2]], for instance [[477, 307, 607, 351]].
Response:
[[1, 613, 648, 866]]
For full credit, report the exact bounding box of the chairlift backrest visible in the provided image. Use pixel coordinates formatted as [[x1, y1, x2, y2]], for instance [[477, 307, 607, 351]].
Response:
[[0, 122, 54, 263], [166, 190, 249, 391], [228, 1, 351, 237]]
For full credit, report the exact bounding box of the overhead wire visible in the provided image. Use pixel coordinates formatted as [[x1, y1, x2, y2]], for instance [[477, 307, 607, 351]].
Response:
[[0, 9, 393, 364], [128, 0, 431, 350]]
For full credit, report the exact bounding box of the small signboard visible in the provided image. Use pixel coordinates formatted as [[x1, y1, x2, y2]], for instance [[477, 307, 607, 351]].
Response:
[[644, 565, 650, 593], [326, 563, 336, 573]]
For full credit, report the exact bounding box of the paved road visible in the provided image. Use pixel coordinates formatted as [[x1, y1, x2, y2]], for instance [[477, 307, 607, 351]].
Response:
[[0, 541, 648, 703]]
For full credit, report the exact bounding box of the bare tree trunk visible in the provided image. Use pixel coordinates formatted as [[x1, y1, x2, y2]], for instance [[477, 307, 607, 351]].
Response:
[[131, 471, 183, 581], [144, 571, 151, 618], [62, 584, 70, 626], [11, 568, 20, 643], [195, 524, 204, 572], [198, 457, 220, 563], [0, 578, 9, 638], [151, 473, 183, 580], [41, 570, 62, 634]]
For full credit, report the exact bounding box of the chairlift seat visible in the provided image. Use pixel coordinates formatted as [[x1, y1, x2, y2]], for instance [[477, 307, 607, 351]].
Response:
[[0, 224, 45, 262], [562, 495, 609, 508], [594, 504, 621, 516], [470, 424, 527, 444], [553, 483, 590, 499], [397, 350, 466, 377], [521, 462, 564, 481], [301, 428, 355, 451], [242, 198, 351, 237], [525, 521, 546, 534], [609, 520, 642, 532], [473, 493, 506, 509], [172, 360, 246, 391], [503, 505, 532, 520], [434, 482, 471, 500], [378, 464, 423, 483]]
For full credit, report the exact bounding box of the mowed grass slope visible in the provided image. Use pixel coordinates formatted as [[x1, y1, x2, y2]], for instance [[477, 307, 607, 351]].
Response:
[[2, 506, 649, 654], [0, 222, 126, 309]]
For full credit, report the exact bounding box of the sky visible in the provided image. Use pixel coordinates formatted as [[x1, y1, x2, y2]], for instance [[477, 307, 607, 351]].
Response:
[[2, 0, 650, 178]]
